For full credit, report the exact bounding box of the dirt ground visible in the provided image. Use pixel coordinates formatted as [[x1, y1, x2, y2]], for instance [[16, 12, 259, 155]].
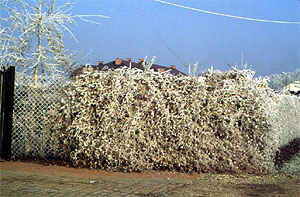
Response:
[[0, 159, 200, 180], [1, 160, 300, 196]]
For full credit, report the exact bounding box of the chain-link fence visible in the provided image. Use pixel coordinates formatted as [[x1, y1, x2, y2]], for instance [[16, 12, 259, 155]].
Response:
[[11, 73, 69, 158]]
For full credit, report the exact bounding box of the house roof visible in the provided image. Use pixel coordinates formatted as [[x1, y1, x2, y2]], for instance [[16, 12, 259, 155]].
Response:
[[71, 58, 186, 78]]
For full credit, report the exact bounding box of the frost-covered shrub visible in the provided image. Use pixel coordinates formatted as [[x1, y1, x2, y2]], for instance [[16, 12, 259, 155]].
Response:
[[266, 93, 300, 172], [280, 152, 300, 175], [266, 94, 300, 149], [53, 67, 298, 174]]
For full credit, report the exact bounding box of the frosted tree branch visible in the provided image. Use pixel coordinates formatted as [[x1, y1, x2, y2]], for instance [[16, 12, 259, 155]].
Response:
[[0, 0, 109, 79]]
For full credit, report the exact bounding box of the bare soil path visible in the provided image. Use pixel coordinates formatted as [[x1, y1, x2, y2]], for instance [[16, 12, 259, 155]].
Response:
[[1, 160, 299, 196]]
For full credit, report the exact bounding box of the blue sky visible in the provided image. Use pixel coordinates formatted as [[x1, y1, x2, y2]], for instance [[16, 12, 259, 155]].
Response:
[[9, 0, 300, 76]]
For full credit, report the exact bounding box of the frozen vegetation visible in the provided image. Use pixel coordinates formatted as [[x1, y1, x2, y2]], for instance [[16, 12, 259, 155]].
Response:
[[46, 67, 300, 174], [268, 69, 300, 91]]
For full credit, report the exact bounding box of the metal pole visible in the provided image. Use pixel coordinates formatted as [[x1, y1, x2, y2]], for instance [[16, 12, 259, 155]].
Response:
[[0, 70, 5, 159], [0, 66, 15, 160]]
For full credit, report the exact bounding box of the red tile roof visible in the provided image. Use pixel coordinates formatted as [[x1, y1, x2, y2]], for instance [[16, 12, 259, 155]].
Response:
[[71, 59, 185, 77]]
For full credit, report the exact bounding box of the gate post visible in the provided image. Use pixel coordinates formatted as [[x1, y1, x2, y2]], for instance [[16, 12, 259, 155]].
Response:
[[0, 66, 15, 160]]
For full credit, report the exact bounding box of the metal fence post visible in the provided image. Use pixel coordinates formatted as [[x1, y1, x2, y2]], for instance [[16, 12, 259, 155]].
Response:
[[0, 66, 15, 160]]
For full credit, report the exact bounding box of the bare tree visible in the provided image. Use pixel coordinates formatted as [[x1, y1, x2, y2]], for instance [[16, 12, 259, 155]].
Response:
[[268, 69, 300, 90], [0, 0, 109, 85]]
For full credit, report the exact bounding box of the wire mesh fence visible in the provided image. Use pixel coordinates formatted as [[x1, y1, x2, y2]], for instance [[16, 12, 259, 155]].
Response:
[[11, 73, 69, 158]]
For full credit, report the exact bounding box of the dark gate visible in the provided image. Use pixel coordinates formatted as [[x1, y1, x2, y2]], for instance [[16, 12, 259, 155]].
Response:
[[0, 66, 15, 160]]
